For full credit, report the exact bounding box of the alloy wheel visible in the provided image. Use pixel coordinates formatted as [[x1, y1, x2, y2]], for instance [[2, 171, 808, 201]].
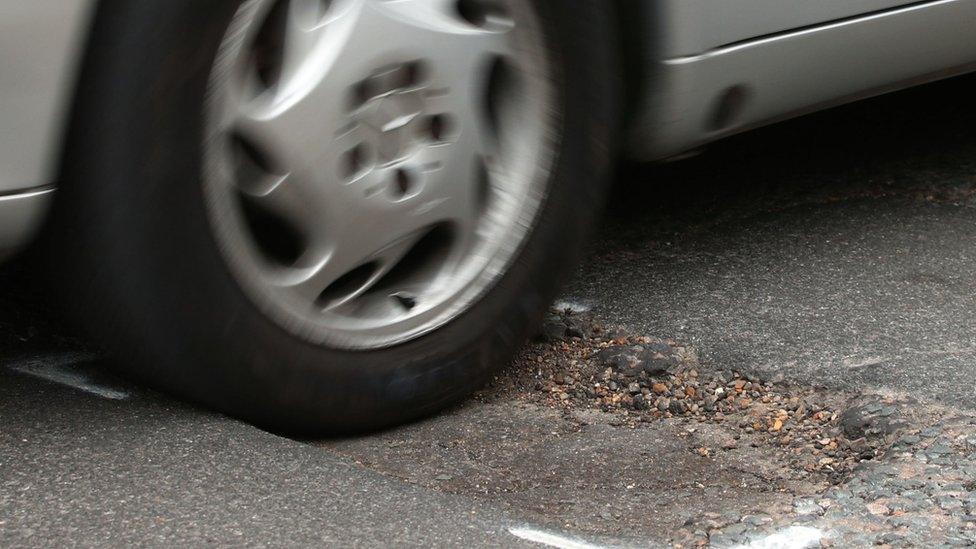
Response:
[[203, 0, 556, 348]]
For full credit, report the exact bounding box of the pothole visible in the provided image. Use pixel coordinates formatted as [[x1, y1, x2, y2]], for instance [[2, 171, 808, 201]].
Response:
[[500, 310, 897, 485], [323, 309, 976, 547]]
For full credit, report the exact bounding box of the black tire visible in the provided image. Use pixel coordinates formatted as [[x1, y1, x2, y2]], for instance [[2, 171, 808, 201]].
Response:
[[53, 0, 620, 434]]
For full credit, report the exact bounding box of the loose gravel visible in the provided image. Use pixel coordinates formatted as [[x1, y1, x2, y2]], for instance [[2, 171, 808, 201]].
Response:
[[497, 311, 896, 485], [477, 309, 976, 547]]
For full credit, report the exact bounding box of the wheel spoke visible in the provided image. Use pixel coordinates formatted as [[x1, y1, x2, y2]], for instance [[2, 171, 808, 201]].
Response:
[[274, 207, 433, 308], [219, 2, 367, 183], [238, 173, 317, 232], [372, 0, 513, 57], [276, 2, 325, 83]]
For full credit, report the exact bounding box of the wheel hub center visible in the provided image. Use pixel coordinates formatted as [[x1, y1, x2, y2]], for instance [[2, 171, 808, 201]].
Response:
[[359, 90, 426, 164]]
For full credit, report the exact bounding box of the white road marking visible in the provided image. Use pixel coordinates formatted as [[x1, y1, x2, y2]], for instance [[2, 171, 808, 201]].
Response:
[[731, 526, 823, 549], [508, 527, 609, 549], [552, 300, 593, 314], [6, 353, 130, 400]]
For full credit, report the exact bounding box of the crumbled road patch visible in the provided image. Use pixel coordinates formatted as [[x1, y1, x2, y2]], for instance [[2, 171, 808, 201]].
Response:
[[498, 311, 896, 486], [325, 310, 976, 547], [675, 413, 976, 547]]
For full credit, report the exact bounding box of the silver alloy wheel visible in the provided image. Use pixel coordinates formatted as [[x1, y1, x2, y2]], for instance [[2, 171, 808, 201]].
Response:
[[204, 0, 556, 349]]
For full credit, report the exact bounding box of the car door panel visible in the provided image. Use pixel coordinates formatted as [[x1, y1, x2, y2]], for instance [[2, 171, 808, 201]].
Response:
[[658, 0, 922, 56]]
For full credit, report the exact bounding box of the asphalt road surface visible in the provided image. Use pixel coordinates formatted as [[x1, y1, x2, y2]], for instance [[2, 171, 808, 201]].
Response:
[[3, 74, 976, 547], [567, 74, 976, 410]]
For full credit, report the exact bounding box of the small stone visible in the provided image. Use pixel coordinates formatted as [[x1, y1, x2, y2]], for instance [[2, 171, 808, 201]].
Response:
[[628, 382, 641, 394], [928, 443, 952, 455], [652, 382, 669, 394], [938, 497, 963, 510], [670, 399, 687, 414], [876, 532, 905, 545], [709, 533, 735, 547], [740, 514, 771, 526], [793, 499, 824, 516], [840, 398, 902, 439], [538, 316, 570, 342], [848, 437, 870, 454], [657, 397, 670, 412], [564, 322, 586, 339], [646, 342, 673, 355], [593, 345, 642, 373], [900, 434, 921, 445], [866, 502, 890, 516], [722, 523, 749, 536], [644, 356, 673, 375]]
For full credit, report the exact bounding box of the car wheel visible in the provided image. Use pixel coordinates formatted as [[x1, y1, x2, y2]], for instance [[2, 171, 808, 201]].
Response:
[[54, 0, 619, 434]]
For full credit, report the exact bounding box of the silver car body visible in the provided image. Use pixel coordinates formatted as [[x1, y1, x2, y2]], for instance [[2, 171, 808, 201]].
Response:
[[2, 0, 976, 256], [0, 1, 92, 253]]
